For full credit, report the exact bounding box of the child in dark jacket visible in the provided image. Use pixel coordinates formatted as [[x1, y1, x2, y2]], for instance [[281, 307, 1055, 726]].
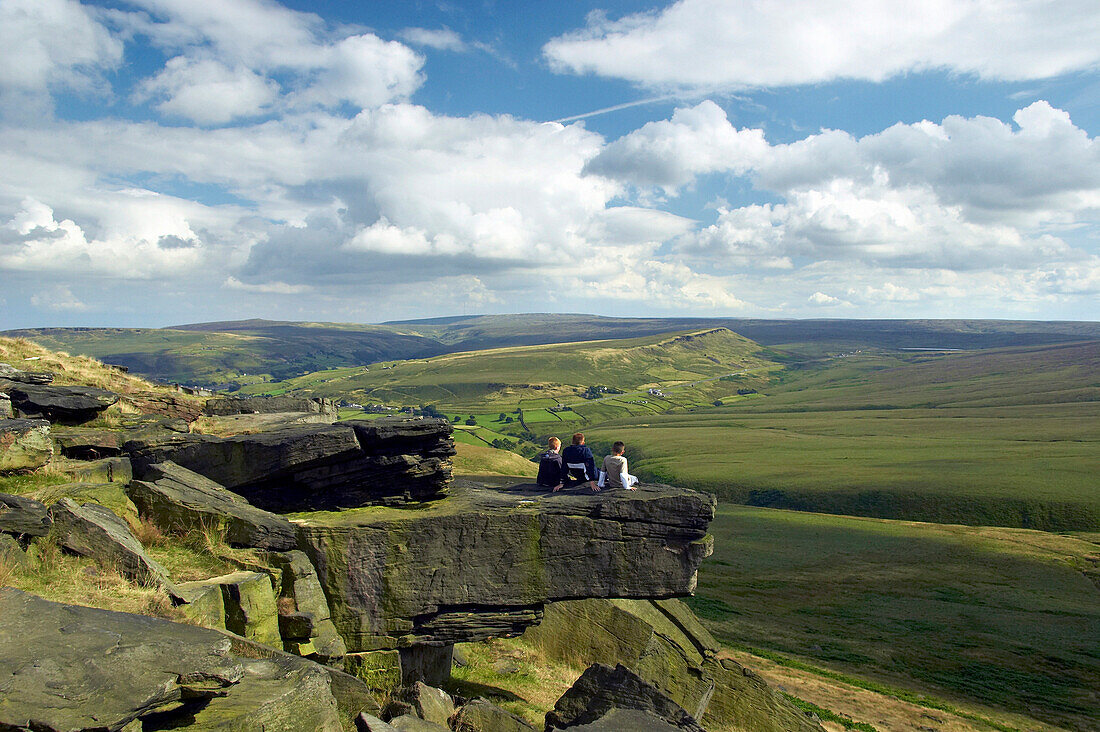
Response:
[[536, 437, 565, 490], [560, 432, 598, 492]]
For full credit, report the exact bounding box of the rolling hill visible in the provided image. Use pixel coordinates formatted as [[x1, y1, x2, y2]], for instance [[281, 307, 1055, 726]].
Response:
[[7, 315, 1098, 390]]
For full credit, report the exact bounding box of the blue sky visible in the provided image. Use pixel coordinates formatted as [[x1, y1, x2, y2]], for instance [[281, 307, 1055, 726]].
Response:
[[1, 0, 1098, 328]]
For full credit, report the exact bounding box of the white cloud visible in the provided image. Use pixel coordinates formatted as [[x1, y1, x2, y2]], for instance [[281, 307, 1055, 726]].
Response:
[[399, 28, 468, 52], [544, 0, 1100, 90], [138, 57, 279, 124], [0, 0, 122, 94], [808, 291, 844, 306], [120, 0, 424, 122], [586, 100, 767, 192], [223, 276, 310, 294], [30, 284, 87, 311]]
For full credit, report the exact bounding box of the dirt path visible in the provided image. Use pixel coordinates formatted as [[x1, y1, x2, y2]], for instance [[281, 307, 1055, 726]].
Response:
[[720, 650, 1068, 732]]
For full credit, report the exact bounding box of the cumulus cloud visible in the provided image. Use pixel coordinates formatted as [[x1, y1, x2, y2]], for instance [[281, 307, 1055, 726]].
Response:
[[118, 0, 423, 123], [808, 291, 845, 306], [585, 101, 767, 192], [0, 0, 122, 96], [138, 57, 279, 124], [544, 0, 1100, 90]]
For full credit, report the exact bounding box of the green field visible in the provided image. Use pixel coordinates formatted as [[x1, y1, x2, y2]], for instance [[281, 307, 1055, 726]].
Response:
[[687, 505, 1100, 731], [588, 342, 1100, 530]]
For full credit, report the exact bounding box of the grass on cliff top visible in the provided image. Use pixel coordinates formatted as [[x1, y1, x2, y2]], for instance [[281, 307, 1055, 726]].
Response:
[[452, 442, 537, 478], [689, 504, 1100, 732], [0, 336, 180, 396]]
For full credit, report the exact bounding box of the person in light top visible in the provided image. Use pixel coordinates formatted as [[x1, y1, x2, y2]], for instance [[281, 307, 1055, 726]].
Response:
[[600, 441, 639, 490]]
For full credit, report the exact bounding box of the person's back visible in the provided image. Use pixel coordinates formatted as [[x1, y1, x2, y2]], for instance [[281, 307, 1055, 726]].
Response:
[[561, 432, 597, 491], [537, 437, 565, 489], [602, 453, 628, 488]]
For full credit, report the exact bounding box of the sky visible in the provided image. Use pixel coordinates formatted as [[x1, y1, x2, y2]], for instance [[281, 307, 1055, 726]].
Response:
[[1, 0, 1099, 328]]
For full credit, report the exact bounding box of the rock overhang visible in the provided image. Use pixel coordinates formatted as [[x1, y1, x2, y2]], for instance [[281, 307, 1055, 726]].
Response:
[[293, 479, 715, 650]]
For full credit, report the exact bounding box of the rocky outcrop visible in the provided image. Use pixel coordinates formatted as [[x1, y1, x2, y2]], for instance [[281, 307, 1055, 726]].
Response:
[[53, 455, 132, 484], [523, 598, 823, 732], [127, 461, 297, 550], [546, 663, 706, 731], [0, 588, 350, 731], [177, 571, 282, 646], [269, 549, 347, 663], [0, 418, 52, 472], [297, 480, 714, 656], [0, 391, 11, 418], [206, 395, 337, 417], [0, 362, 53, 384], [48, 498, 179, 598], [2, 382, 118, 424], [0, 492, 52, 538], [125, 417, 455, 512], [126, 391, 204, 422]]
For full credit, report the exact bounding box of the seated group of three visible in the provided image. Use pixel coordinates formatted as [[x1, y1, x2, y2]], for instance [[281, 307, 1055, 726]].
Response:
[[536, 432, 639, 492]]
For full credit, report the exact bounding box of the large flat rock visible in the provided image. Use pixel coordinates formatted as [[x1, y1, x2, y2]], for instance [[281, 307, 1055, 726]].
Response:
[[0, 588, 345, 732], [125, 417, 455, 512], [295, 480, 715, 649], [0, 491, 52, 538], [2, 382, 118, 424]]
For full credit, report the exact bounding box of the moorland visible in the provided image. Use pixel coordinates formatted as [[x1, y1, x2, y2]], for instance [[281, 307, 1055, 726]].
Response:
[[7, 314, 1099, 731]]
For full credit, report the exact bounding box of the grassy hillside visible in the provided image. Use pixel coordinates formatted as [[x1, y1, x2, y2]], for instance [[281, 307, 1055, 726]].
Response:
[[688, 505, 1100, 732], [587, 342, 1100, 530], [8, 315, 1097, 390], [239, 327, 777, 410]]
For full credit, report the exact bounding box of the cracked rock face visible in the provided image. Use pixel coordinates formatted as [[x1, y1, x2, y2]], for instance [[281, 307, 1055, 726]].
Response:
[[125, 417, 455, 512], [295, 480, 715, 650], [0, 588, 344, 732]]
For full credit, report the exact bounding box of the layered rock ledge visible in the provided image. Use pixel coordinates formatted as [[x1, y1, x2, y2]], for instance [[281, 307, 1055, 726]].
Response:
[[294, 479, 716, 652], [125, 417, 455, 512]]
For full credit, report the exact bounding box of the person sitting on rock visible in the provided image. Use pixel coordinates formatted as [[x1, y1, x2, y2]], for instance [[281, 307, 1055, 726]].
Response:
[[536, 436, 565, 490], [559, 432, 598, 492], [600, 441, 639, 490]]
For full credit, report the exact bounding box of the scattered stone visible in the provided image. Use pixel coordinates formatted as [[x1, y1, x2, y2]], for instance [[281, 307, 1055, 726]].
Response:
[[545, 663, 705, 732], [0, 533, 27, 568], [53, 456, 132, 484], [48, 498, 180, 598], [3, 383, 118, 424], [268, 549, 347, 663], [0, 491, 52, 538], [124, 417, 455, 512], [0, 418, 52, 472], [0, 362, 53, 384], [357, 712, 401, 732], [399, 681, 455, 727], [389, 715, 450, 732], [450, 698, 537, 732], [175, 580, 227, 630], [0, 588, 344, 732], [51, 429, 122, 459], [214, 571, 282, 647], [206, 395, 337, 417], [127, 461, 297, 550]]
